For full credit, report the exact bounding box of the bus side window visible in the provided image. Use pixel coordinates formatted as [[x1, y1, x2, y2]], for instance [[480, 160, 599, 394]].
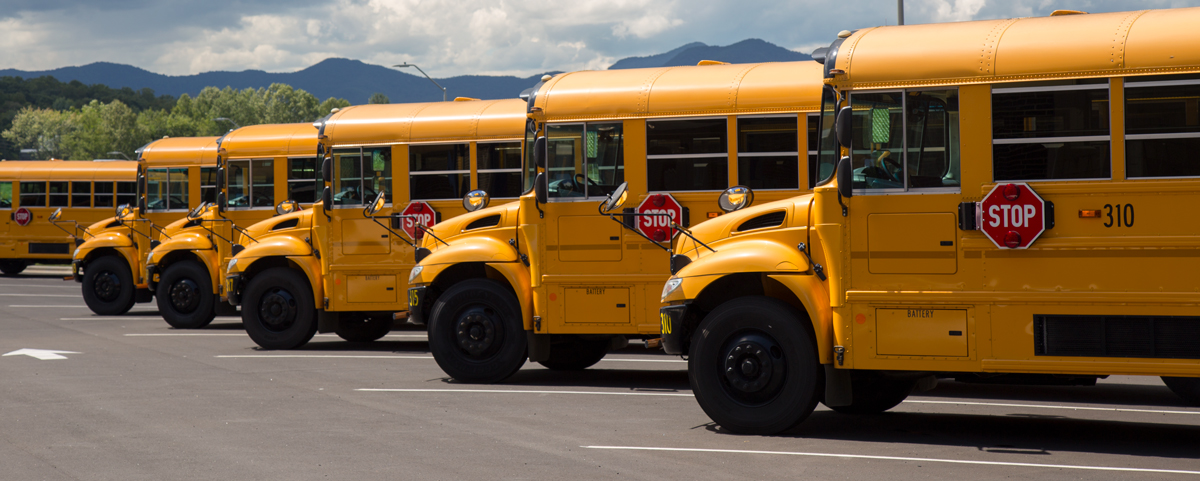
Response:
[[94, 182, 115, 208], [409, 144, 468, 201], [49, 181, 69, 207], [992, 80, 1110, 181], [1125, 74, 1200, 178], [0, 181, 11, 208], [286, 159, 319, 203], [250, 160, 273, 207], [169, 168, 189, 209], [477, 142, 523, 198], [647, 118, 727, 192], [905, 90, 961, 189], [365, 147, 391, 204], [545, 124, 585, 198], [146, 168, 169, 210], [200, 167, 218, 204], [20, 181, 47, 207], [584, 123, 623, 198], [72, 181, 91, 207], [737, 116, 799, 190], [116, 181, 136, 206]]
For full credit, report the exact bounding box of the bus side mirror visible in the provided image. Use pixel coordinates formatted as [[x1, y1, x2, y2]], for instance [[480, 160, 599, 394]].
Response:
[[275, 200, 299, 216], [533, 136, 547, 170], [321, 156, 332, 184], [116, 204, 132, 220], [216, 192, 227, 214], [138, 195, 147, 214], [718, 186, 754, 213], [534, 172, 548, 204], [137, 173, 147, 198], [321, 186, 332, 212], [602, 182, 628, 213], [50, 208, 62, 222], [836, 106, 853, 149], [216, 167, 225, 190], [186, 203, 206, 220], [463, 190, 490, 212], [365, 191, 386, 216], [836, 156, 853, 199]]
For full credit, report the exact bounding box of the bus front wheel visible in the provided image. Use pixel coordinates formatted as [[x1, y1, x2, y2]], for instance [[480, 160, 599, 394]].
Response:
[[156, 260, 216, 329], [428, 279, 526, 383], [0, 260, 27, 276], [81, 255, 136, 315], [1162, 377, 1200, 405], [690, 296, 822, 435], [242, 267, 317, 350]]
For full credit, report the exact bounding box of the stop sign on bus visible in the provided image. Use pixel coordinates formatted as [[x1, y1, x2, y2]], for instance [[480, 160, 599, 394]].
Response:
[[636, 193, 683, 242], [400, 201, 437, 240], [13, 207, 32, 226], [979, 183, 1046, 249]]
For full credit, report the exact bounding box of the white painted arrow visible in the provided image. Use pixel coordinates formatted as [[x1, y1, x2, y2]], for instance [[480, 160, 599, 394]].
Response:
[[3, 349, 80, 360]]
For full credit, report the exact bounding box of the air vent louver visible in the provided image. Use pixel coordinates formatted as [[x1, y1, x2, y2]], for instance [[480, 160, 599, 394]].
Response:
[[464, 215, 501, 231], [272, 218, 299, 231], [736, 211, 786, 232]]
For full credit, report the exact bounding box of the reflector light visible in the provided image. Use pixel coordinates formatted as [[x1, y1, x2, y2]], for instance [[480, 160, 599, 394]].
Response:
[[1004, 231, 1021, 248], [1079, 210, 1101, 218], [1002, 184, 1020, 201], [707, 212, 720, 218]]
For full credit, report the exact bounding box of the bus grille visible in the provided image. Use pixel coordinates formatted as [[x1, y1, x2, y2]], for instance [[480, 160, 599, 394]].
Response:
[[1034, 315, 1200, 360]]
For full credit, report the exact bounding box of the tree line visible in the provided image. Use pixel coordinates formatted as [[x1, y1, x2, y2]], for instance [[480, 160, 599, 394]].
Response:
[[0, 76, 351, 160]]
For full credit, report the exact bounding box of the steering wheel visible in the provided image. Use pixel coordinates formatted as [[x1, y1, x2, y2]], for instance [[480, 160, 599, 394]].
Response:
[[875, 151, 903, 182]]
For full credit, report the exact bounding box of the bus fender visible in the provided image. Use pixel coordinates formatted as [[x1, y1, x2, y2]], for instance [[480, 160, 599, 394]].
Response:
[[486, 261, 533, 330], [766, 274, 834, 364], [236, 235, 314, 259], [418, 236, 517, 265], [678, 239, 810, 276], [148, 233, 215, 266]]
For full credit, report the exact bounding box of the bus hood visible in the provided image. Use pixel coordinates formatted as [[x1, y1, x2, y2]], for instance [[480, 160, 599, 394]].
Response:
[[421, 202, 519, 250], [673, 194, 814, 261], [237, 207, 313, 245]]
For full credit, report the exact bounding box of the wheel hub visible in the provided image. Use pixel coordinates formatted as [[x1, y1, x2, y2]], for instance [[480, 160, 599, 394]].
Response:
[[169, 278, 201, 313], [93, 271, 121, 302], [720, 333, 786, 404], [455, 308, 498, 357], [258, 287, 297, 331]]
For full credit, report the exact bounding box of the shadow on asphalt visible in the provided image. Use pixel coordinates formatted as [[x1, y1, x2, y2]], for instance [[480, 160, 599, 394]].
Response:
[[920, 379, 1190, 409], [487, 368, 691, 392], [730, 408, 1200, 460]]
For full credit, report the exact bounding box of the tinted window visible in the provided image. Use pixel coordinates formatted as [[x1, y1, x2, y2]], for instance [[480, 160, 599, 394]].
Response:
[[1125, 76, 1200, 177], [72, 181, 90, 207], [20, 181, 46, 207], [94, 182, 114, 208], [287, 158, 320, 203], [49, 181, 69, 207], [737, 116, 798, 190], [992, 82, 1110, 181], [478, 142, 523, 198], [410, 144, 468, 201], [647, 118, 728, 192], [116, 182, 136, 206]]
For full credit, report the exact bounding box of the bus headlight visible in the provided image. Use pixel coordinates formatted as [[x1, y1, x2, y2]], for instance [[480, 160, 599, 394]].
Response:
[[408, 265, 423, 283], [226, 258, 238, 273], [661, 277, 683, 301], [73, 247, 81, 259]]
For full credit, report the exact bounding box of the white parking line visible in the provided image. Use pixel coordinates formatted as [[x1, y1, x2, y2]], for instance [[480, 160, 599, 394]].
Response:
[[600, 358, 687, 364], [0, 284, 78, 288], [904, 400, 1200, 416], [312, 334, 430, 339], [357, 388, 691, 397], [218, 352, 434, 355], [0, 293, 79, 297], [10, 305, 89, 308], [62, 317, 194, 321], [126, 333, 246, 337], [582, 446, 1200, 475]]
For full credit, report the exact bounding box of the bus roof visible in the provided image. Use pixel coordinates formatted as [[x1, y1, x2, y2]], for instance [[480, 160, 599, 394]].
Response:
[[0, 159, 138, 181], [220, 122, 319, 158], [533, 61, 824, 122], [835, 8, 1200, 89], [139, 136, 221, 167], [322, 98, 528, 146]]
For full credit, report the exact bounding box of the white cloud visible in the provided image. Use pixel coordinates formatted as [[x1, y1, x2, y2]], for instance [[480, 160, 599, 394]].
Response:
[[2, 0, 1200, 78]]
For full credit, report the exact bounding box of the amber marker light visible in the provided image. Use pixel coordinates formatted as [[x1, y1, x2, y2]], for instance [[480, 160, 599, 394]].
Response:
[[1079, 210, 1101, 218], [707, 212, 720, 219]]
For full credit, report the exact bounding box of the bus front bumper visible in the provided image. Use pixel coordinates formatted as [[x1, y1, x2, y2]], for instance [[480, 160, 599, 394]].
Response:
[[659, 304, 689, 355], [406, 286, 428, 326], [225, 274, 244, 307], [71, 260, 84, 283]]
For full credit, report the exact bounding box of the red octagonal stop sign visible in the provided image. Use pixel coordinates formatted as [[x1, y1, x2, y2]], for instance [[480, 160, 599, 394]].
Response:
[[979, 183, 1045, 249], [13, 207, 32, 226], [399, 201, 437, 240], [636, 193, 682, 243]]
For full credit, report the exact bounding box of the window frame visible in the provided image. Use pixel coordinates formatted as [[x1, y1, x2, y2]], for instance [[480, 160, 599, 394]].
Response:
[[408, 143, 470, 202], [1123, 76, 1200, 180], [0, 181, 12, 209], [475, 140, 524, 199], [333, 146, 392, 209], [19, 180, 47, 207], [200, 167, 218, 205], [225, 158, 274, 210], [543, 121, 626, 202], [991, 81, 1113, 183], [848, 87, 963, 195], [71, 181, 91, 208], [646, 116, 728, 193], [285, 156, 322, 204], [144, 167, 189, 211], [48, 181, 70, 207]]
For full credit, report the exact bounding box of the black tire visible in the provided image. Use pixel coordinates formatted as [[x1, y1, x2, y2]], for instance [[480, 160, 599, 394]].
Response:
[[0, 260, 27, 276], [689, 296, 822, 435], [538, 339, 608, 371], [428, 279, 526, 383], [1163, 377, 1200, 405], [81, 255, 136, 316], [242, 267, 317, 350], [335, 313, 393, 342], [825, 372, 915, 415], [156, 260, 216, 329]]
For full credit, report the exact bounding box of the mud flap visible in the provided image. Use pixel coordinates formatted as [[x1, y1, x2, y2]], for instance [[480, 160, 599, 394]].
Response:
[[527, 331, 550, 362], [317, 309, 338, 334], [824, 364, 853, 407]]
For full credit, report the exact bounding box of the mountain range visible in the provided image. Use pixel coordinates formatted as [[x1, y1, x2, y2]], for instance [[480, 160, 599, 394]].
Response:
[[0, 39, 811, 104]]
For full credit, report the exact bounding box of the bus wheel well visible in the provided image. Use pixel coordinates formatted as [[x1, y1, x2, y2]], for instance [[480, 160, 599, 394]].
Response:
[[687, 272, 815, 348], [429, 262, 518, 308], [242, 257, 304, 285], [157, 250, 202, 271], [83, 247, 122, 264]]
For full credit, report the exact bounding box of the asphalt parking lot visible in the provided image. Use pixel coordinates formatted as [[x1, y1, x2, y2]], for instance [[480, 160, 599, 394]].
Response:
[[2, 268, 1199, 480]]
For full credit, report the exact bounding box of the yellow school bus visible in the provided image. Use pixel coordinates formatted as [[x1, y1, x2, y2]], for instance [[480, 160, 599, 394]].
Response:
[[224, 99, 528, 349], [660, 8, 1200, 434], [145, 123, 317, 328], [0, 159, 138, 275], [73, 137, 219, 315], [407, 61, 824, 382]]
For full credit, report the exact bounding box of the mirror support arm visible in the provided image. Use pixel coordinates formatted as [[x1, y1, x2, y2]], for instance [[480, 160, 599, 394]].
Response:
[[413, 223, 450, 247], [364, 211, 417, 248]]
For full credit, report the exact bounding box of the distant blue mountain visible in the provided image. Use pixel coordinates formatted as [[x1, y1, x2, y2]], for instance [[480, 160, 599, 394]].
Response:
[[0, 39, 812, 104]]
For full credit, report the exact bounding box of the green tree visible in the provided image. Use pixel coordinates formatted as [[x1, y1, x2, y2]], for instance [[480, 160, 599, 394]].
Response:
[[318, 97, 351, 116], [2, 107, 74, 159], [368, 93, 390, 104], [263, 83, 321, 124]]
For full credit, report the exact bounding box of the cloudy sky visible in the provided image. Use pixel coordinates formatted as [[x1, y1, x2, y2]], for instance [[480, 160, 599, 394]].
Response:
[[2, 0, 1198, 77]]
